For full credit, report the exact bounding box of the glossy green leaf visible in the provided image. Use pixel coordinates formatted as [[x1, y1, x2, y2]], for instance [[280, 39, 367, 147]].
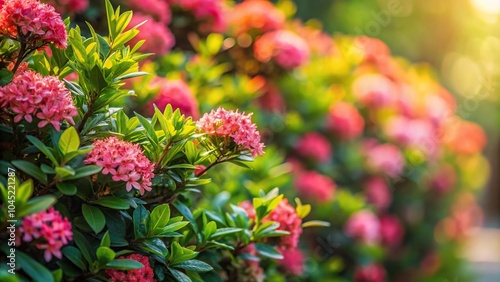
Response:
[[82, 204, 106, 233]]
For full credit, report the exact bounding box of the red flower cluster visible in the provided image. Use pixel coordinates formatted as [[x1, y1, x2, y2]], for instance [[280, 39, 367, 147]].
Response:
[[0, 66, 77, 131], [106, 254, 155, 282], [295, 132, 332, 163], [84, 137, 154, 194], [278, 248, 305, 276], [45, 0, 89, 14], [254, 30, 310, 69], [294, 171, 336, 203], [147, 78, 199, 119], [354, 263, 386, 282], [20, 207, 73, 262], [228, 0, 285, 36], [0, 0, 67, 49], [327, 102, 365, 140], [197, 107, 265, 157]]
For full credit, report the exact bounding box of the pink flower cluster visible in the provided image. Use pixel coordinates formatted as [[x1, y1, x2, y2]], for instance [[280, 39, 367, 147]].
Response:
[[344, 210, 380, 244], [147, 78, 199, 119], [294, 171, 336, 203], [295, 132, 332, 163], [352, 73, 397, 108], [228, 0, 285, 36], [363, 177, 391, 212], [169, 0, 226, 33], [0, 0, 67, 49], [84, 136, 154, 195], [278, 248, 304, 276], [254, 30, 310, 69], [240, 198, 303, 250], [0, 67, 77, 131], [327, 102, 365, 140], [363, 141, 404, 179], [354, 264, 386, 282], [197, 107, 265, 157], [379, 215, 404, 247], [127, 0, 171, 24], [106, 254, 155, 282], [19, 207, 73, 262], [45, 0, 89, 14], [127, 13, 175, 56]]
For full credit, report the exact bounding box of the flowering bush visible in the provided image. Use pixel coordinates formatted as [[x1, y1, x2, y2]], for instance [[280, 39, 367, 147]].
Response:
[[0, 1, 324, 281]]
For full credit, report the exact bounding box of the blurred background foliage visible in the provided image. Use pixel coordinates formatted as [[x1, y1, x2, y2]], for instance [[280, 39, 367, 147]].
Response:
[[293, 0, 500, 227]]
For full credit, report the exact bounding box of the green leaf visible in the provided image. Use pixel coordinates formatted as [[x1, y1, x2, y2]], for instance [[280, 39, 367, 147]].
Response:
[[0, 69, 13, 86], [56, 182, 77, 195], [73, 230, 95, 265], [106, 259, 144, 270], [55, 166, 75, 179], [150, 204, 170, 231], [168, 267, 192, 282], [175, 260, 213, 272], [64, 165, 102, 180], [253, 243, 283, 259], [96, 246, 115, 265], [16, 179, 33, 205], [17, 251, 54, 282], [101, 231, 111, 248], [26, 135, 58, 166], [12, 160, 47, 185], [302, 220, 331, 228], [18, 195, 57, 217], [93, 196, 130, 210], [58, 127, 80, 154], [82, 204, 106, 233], [62, 246, 87, 271], [210, 227, 242, 238], [203, 221, 216, 240], [133, 205, 150, 239]]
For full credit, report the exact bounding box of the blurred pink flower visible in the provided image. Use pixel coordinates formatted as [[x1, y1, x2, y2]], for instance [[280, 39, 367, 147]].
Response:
[[0, 67, 77, 131], [228, 0, 285, 36], [379, 215, 404, 247], [354, 263, 386, 282], [428, 164, 457, 193], [84, 136, 154, 194], [327, 102, 365, 140], [0, 0, 67, 49], [352, 73, 397, 108], [385, 116, 437, 155], [169, 0, 226, 33], [197, 107, 265, 157], [45, 0, 89, 14], [106, 254, 155, 282], [295, 132, 332, 163], [364, 177, 391, 212], [127, 13, 175, 56], [344, 210, 380, 244], [364, 142, 404, 178], [278, 247, 304, 276], [257, 81, 286, 112], [254, 30, 310, 69], [147, 78, 199, 119], [294, 171, 335, 203], [20, 207, 72, 262], [127, 0, 171, 24]]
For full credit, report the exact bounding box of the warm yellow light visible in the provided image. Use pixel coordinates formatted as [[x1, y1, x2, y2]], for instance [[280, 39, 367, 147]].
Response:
[[471, 0, 500, 15]]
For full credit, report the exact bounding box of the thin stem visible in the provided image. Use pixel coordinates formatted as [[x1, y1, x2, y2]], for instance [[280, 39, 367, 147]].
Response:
[[153, 140, 173, 174]]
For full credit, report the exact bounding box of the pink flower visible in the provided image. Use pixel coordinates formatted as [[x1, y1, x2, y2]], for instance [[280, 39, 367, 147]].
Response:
[[364, 177, 391, 212], [106, 254, 155, 282], [147, 78, 199, 119], [385, 116, 437, 155], [84, 137, 155, 195], [295, 132, 332, 163], [278, 247, 304, 276], [354, 36, 391, 64], [364, 142, 404, 178], [379, 215, 404, 247], [169, 0, 226, 33], [294, 171, 336, 203], [326, 102, 365, 140], [228, 0, 285, 36], [354, 264, 386, 282], [428, 164, 457, 193], [20, 207, 72, 262], [127, 13, 175, 56], [256, 81, 285, 112], [0, 0, 67, 49], [126, 0, 171, 24], [44, 0, 89, 14], [344, 210, 380, 244], [352, 74, 397, 108], [0, 67, 77, 131], [197, 107, 265, 157], [240, 199, 302, 250], [254, 30, 310, 69]]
